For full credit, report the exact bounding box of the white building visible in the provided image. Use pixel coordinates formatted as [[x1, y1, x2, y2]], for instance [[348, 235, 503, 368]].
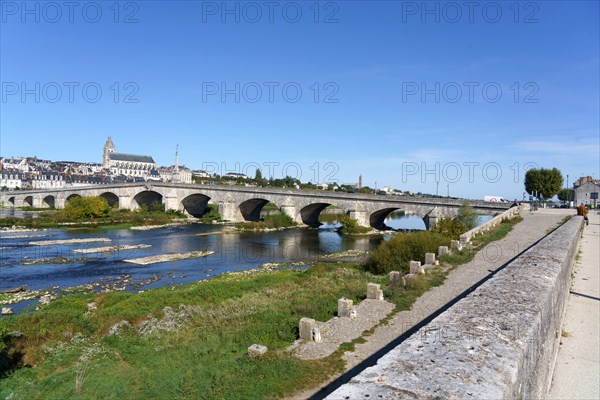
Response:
[[573, 176, 600, 206], [0, 173, 22, 189], [32, 173, 66, 189], [102, 136, 157, 179]]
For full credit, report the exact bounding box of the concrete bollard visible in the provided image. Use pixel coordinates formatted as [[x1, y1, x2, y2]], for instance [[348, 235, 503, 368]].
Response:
[[389, 271, 401, 285], [403, 273, 417, 286], [39, 294, 52, 305], [1, 307, 14, 316], [349, 308, 357, 320], [299, 317, 317, 341], [425, 253, 436, 265], [312, 327, 322, 343], [438, 246, 449, 256], [451, 240, 462, 251], [338, 297, 354, 318], [248, 344, 268, 357], [410, 261, 424, 275], [367, 283, 384, 301]]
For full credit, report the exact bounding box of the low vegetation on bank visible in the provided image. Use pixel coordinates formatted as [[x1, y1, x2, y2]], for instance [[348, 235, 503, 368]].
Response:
[[0, 262, 443, 399], [0, 197, 188, 229], [234, 212, 297, 231], [336, 214, 372, 235], [0, 210, 524, 398]]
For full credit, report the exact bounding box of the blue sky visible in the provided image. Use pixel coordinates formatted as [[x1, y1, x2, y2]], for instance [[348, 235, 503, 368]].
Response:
[[1, 0, 598, 200]]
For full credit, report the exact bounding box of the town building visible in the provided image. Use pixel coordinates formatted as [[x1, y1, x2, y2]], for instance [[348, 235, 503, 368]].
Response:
[[102, 136, 157, 179], [573, 176, 599, 206], [0, 173, 23, 189]]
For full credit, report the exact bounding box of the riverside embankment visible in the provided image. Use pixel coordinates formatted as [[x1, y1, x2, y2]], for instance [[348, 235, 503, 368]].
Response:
[[322, 209, 580, 399]]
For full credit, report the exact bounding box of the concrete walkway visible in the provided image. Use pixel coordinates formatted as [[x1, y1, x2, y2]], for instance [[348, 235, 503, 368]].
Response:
[[548, 210, 600, 399], [290, 207, 568, 399]]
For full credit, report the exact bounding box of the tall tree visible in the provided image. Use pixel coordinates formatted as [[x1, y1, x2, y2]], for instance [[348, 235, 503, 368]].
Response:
[[524, 168, 563, 200], [557, 188, 574, 202]]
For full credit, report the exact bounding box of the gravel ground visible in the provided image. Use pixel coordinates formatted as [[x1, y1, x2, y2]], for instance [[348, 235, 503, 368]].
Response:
[[289, 207, 570, 399]]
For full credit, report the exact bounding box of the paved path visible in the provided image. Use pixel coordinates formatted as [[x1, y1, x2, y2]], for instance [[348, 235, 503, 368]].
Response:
[[290, 207, 568, 399], [548, 210, 600, 400]]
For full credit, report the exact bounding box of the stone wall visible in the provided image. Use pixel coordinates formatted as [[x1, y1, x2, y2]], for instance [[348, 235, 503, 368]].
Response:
[[460, 205, 520, 244], [326, 216, 583, 399]]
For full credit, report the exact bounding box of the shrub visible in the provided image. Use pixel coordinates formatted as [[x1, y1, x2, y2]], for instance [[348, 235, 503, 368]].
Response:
[[337, 214, 371, 235], [363, 231, 450, 275], [433, 217, 467, 239], [62, 197, 112, 220], [456, 202, 478, 229]]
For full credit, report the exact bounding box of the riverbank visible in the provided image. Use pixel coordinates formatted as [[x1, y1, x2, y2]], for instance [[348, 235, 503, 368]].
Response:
[[0, 216, 526, 399]]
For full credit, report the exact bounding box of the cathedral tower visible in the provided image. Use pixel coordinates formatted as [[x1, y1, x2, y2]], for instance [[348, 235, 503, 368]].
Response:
[[103, 136, 115, 169]]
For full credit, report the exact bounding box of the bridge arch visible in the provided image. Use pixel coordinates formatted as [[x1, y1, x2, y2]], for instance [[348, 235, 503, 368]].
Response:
[[132, 190, 163, 210], [238, 198, 276, 222], [299, 203, 333, 228], [42, 195, 55, 208], [180, 194, 211, 218], [66, 194, 81, 204], [99, 192, 119, 208], [8, 196, 15, 206], [23, 196, 33, 207], [369, 207, 402, 230]]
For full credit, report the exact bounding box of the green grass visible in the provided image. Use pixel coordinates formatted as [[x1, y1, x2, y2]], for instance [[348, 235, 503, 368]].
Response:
[[0, 217, 525, 399], [0, 208, 187, 229], [235, 212, 297, 231], [0, 264, 378, 399]]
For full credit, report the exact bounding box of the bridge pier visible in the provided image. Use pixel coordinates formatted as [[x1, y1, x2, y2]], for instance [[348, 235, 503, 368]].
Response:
[[424, 207, 440, 231], [218, 201, 243, 223], [119, 196, 133, 210], [55, 197, 66, 209], [280, 205, 303, 224], [348, 210, 369, 228], [163, 196, 180, 212], [32, 197, 43, 208]]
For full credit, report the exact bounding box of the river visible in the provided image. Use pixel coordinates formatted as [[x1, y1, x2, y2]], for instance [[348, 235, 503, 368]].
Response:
[[0, 210, 491, 313]]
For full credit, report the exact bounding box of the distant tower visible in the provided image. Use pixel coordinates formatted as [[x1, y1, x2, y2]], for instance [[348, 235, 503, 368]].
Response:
[[172, 144, 180, 182], [103, 136, 115, 169], [358, 174, 363, 189]]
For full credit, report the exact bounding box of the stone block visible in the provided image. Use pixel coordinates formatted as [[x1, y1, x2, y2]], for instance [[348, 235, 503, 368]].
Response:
[[248, 344, 268, 357], [403, 274, 417, 286], [1, 307, 14, 316], [367, 283, 384, 301], [425, 253, 436, 265], [349, 308, 357, 320], [338, 297, 354, 318], [388, 271, 401, 285], [410, 261, 424, 275], [39, 294, 52, 305], [451, 240, 462, 251], [438, 246, 449, 256], [312, 327, 322, 343], [299, 317, 316, 341]]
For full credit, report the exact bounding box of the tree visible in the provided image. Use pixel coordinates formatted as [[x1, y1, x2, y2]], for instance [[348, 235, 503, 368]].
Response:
[[524, 168, 563, 200], [63, 196, 112, 220], [254, 168, 263, 180], [433, 217, 467, 239], [557, 188, 574, 202], [456, 202, 478, 230]]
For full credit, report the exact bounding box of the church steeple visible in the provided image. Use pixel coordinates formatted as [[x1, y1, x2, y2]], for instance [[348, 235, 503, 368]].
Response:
[[103, 136, 116, 169]]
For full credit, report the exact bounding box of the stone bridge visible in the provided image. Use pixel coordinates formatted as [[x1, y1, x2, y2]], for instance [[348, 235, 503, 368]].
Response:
[[0, 183, 509, 230]]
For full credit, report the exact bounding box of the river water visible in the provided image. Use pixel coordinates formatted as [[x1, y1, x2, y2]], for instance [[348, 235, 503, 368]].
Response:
[[0, 210, 491, 312]]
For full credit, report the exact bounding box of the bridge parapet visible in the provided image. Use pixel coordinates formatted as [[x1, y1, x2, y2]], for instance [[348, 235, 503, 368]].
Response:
[[326, 216, 583, 399]]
